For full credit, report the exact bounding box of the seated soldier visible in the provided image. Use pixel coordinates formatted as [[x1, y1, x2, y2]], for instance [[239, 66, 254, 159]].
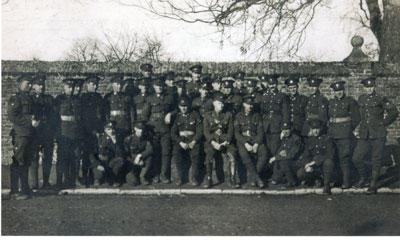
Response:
[[296, 119, 335, 194], [234, 96, 267, 188], [269, 122, 302, 188], [124, 121, 153, 186], [89, 121, 127, 187], [171, 95, 203, 186], [203, 93, 239, 189]]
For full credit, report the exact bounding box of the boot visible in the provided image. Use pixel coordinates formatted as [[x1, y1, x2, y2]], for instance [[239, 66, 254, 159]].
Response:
[[203, 176, 212, 189], [323, 184, 332, 195], [367, 168, 380, 195], [341, 167, 351, 189]]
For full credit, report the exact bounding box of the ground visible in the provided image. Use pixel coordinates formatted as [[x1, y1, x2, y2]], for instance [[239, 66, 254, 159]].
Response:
[[2, 194, 400, 235]]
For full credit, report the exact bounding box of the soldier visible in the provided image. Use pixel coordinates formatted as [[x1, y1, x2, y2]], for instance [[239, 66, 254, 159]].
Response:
[[103, 75, 134, 140], [171, 96, 203, 186], [90, 121, 126, 187], [297, 119, 335, 194], [175, 79, 186, 99], [242, 78, 263, 111], [7, 75, 39, 200], [165, 71, 177, 97], [30, 76, 57, 190], [234, 96, 267, 188], [232, 71, 246, 95], [73, 78, 84, 97], [54, 78, 82, 189], [192, 80, 214, 119], [285, 78, 308, 136], [301, 78, 329, 137], [269, 122, 302, 187], [80, 76, 104, 187], [328, 81, 360, 189], [211, 75, 222, 96], [352, 77, 398, 194], [140, 63, 153, 79], [203, 93, 239, 188], [125, 121, 153, 186], [186, 64, 202, 99], [260, 74, 290, 157], [221, 79, 243, 115], [121, 77, 139, 97], [147, 77, 176, 184], [133, 79, 150, 121]]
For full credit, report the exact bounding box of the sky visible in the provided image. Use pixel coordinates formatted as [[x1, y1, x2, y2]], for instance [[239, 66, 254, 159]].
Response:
[[1, 0, 378, 62]]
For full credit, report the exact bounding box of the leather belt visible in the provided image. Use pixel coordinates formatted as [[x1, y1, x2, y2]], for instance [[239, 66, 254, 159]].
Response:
[[110, 110, 127, 116], [179, 131, 195, 137], [242, 131, 255, 137], [137, 109, 143, 115], [329, 116, 351, 123], [307, 113, 319, 119], [61, 115, 75, 121], [150, 113, 163, 119]]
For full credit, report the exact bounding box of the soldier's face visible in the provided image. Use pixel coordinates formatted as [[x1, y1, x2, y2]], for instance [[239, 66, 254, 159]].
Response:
[[243, 102, 253, 113], [213, 100, 224, 112], [235, 80, 242, 88], [309, 86, 318, 94], [138, 85, 147, 93], [212, 82, 221, 91], [166, 79, 174, 87], [20, 80, 31, 92], [154, 85, 163, 94], [73, 86, 81, 95], [282, 129, 291, 137], [112, 83, 121, 93], [268, 83, 277, 89], [310, 128, 320, 136], [334, 90, 344, 99], [134, 127, 143, 137], [87, 82, 98, 92], [288, 86, 298, 96], [143, 71, 152, 78], [199, 88, 207, 97], [221, 87, 231, 95], [191, 72, 201, 81], [365, 86, 375, 95], [32, 84, 43, 93], [179, 105, 188, 114], [246, 86, 255, 94], [105, 127, 115, 137], [64, 84, 73, 95]]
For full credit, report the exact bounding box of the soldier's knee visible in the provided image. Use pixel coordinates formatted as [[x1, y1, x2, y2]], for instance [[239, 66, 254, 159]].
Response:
[[297, 168, 307, 180]]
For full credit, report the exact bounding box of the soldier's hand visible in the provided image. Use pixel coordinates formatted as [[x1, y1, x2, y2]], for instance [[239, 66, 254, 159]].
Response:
[[97, 165, 105, 171], [211, 141, 220, 150], [179, 142, 188, 150], [245, 143, 253, 152], [252, 143, 259, 153], [99, 154, 107, 161], [305, 166, 313, 173], [134, 154, 143, 165], [32, 119, 40, 128], [279, 150, 287, 157], [269, 157, 276, 164], [188, 141, 196, 149], [164, 113, 172, 125], [353, 130, 360, 139]]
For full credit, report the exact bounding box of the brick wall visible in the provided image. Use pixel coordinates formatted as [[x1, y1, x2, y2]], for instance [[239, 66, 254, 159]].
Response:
[[2, 60, 400, 164]]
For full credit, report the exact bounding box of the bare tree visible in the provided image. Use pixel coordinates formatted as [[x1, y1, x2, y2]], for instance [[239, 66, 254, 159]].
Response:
[[65, 37, 101, 62], [99, 31, 139, 63], [136, 34, 166, 63]]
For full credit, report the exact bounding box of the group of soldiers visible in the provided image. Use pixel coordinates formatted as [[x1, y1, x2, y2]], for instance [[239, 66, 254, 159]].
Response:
[[7, 63, 399, 200]]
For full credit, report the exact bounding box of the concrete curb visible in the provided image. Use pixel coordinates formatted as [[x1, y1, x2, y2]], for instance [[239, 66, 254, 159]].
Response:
[[3, 188, 400, 196]]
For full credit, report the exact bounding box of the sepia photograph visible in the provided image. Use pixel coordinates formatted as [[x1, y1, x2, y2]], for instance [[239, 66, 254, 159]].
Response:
[[1, 0, 400, 236]]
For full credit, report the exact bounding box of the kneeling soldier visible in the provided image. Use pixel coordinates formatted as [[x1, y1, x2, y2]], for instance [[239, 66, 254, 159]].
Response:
[[171, 95, 203, 186], [234, 96, 267, 188], [124, 121, 153, 186], [90, 121, 126, 187], [203, 93, 239, 188], [297, 119, 335, 194], [269, 122, 302, 187]]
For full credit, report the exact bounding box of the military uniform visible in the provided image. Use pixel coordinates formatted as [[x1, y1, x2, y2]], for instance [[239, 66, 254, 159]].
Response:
[[133, 79, 150, 121], [352, 77, 399, 194], [222, 79, 243, 115], [30, 76, 57, 189], [232, 71, 246, 95], [327, 81, 360, 188], [301, 78, 329, 136], [90, 122, 126, 186], [234, 96, 267, 188], [203, 93, 238, 188], [270, 123, 302, 186], [260, 75, 289, 156], [171, 97, 203, 186], [191, 81, 213, 119], [147, 78, 176, 183], [124, 121, 153, 186], [242, 78, 263, 112], [103, 76, 135, 139], [7, 76, 39, 199], [186, 64, 202, 99], [285, 78, 308, 135], [80, 76, 104, 186], [54, 79, 83, 188], [297, 119, 335, 194]]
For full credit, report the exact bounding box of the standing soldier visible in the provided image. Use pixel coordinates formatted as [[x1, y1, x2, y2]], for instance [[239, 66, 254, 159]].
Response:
[[133, 79, 150, 121], [125, 121, 153, 186], [203, 93, 239, 188], [165, 71, 177, 97], [103, 75, 134, 140], [8, 75, 39, 200], [171, 96, 203, 186], [186, 64, 202, 99], [242, 78, 263, 112], [221, 79, 243, 115], [269, 122, 302, 187], [328, 81, 360, 189], [285, 78, 308, 136], [232, 71, 246, 95], [147, 77, 176, 184], [192, 80, 214, 119], [352, 77, 398, 194], [234, 96, 267, 188], [80, 76, 104, 187], [297, 119, 335, 194], [30, 76, 56, 190], [302, 78, 329, 137], [90, 121, 127, 187], [54, 78, 82, 189], [260, 74, 289, 157]]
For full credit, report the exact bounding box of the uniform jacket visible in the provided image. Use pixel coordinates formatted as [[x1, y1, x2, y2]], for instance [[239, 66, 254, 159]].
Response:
[[124, 134, 153, 159], [225, 93, 243, 115], [299, 134, 335, 167], [275, 133, 302, 161], [133, 93, 150, 121], [302, 91, 329, 136], [203, 111, 234, 144], [191, 96, 213, 118], [261, 88, 289, 133], [328, 95, 360, 139], [32, 92, 57, 140], [7, 91, 39, 137], [171, 110, 203, 143], [103, 92, 134, 131], [186, 81, 201, 99], [357, 93, 399, 139], [80, 92, 103, 134], [146, 92, 176, 133], [287, 93, 308, 133], [234, 111, 264, 145], [54, 93, 82, 139]]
